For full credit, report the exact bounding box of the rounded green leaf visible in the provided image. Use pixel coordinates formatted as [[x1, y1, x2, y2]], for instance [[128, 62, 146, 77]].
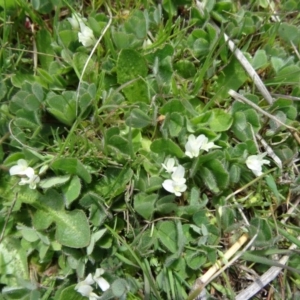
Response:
[[125, 108, 152, 128], [117, 49, 149, 103], [209, 108, 233, 132], [111, 278, 128, 297], [157, 221, 177, 253], [62, 176, 82, 208], [55, 209, 90, 248], [134, 193, 157, 220], [51, 158, 91, 183], [150, 138, 185, 158], [39, 175, 71, 189]]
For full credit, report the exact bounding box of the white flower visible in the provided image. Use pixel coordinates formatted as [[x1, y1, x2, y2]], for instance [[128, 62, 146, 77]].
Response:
[[246, 153, 270, 176], [19, 171, 40, 189], [93, 268, 110, 291], [10, 159, 40, 189], [75, 274, 100, 299], [67, 13, 86, 31], [162, 158, 177, 173], [78, 22, 95, 47], [200, 137, 221, 152], [162, 165, 187, 196], [185, 134, 220, 158], [9, 159, 31, 176], [185, 134, 204, 158]]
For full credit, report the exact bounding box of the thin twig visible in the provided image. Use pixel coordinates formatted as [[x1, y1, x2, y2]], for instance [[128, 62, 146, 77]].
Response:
[[272, 93, 300, 101], [235, 196, 300, 299], [195, 0, 274, 105], [228, 89, 300, 145], [188, 233, 258, 300], [228, 90, 298, 132], [256, 133, 282, 169]]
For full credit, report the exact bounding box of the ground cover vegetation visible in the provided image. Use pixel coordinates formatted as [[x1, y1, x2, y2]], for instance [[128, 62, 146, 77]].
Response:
[[0, 0, 300, 299]]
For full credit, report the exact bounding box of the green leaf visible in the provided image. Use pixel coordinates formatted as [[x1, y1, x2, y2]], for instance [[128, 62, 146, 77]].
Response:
[[155, 195, 177, 214], [199, 166, 219, 193], [125, 108, 152, 128], [252, 50, 268, 70], [157, 221, 177, 253], [190, 150, 224, 177], [51, 158, 91, 183], [62, 176, 82, 208], [96, 167, 133, 199], [232, 109, 260, 141], [55, 209, 90, 248], [174, 60, 197, 79], [160, 99, 185, 114], [241, 252, 300, 274], [208, 108, 233, 132], [0, 0, 17, 8], [33, 190, 90, 248], [117, 49, 149, 103], [108, 136, 132, 156], [134, 193, 157, 220], [31, 82, 44, 102], [39, 175, 71, 189], [150, 138, 185, 158], [249, 218, 273, 247], [73, 53, 95, 80], [204, 160, 229, 190], [112, 31, 139, 49], [271, 57, 285, 73], [33, 210, 54, 230], [36, 29, 54, 69], [214, 57, 248, 100], [185, 250, 206, 270], [17, 225, 39, 242], [111, 278, 129, 297], [278, 22, 300, 43], [46, 94, 76, 126], [0, 78, 7, 100], [229, 164, 241, 183], [167, 112, 184, 137], [0, 238, 29, 286], [124, 12, 148, 39]]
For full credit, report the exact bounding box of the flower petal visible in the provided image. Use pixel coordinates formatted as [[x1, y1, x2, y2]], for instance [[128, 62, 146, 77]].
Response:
[[162, 158, 176, 173], [162, 179, 175, 194], [171, 165, 186, 182], [75, 283, 93, 297], [95, 277, 110, 291], [9, 159, 28, 176], [84, 273, 95, 285]]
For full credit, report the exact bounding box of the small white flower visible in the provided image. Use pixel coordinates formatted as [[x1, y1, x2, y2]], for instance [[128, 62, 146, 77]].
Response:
[[19, 169, 40, 189], [93, 268, 110, 291], [200, 137, 221, 152], [185, 134, 220, 158], [246, 153, 270, 176], [67, 13, 86, 31], [9, 159, 31, 176], [75, 274, 100, 299], [10, 160, 40, 189], [162, 165, 187, 196], [185, 134, 204, 158], [162, 158, 177, 173], [78, 22, 95, 47]]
